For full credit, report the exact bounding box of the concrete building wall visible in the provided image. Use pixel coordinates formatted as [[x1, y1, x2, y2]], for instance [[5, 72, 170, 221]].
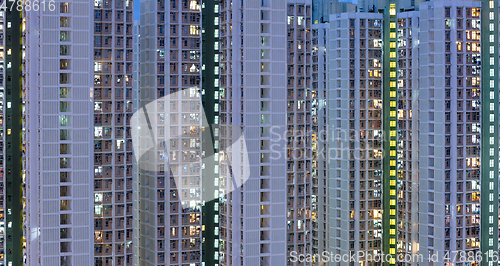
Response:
[[24, 1, 95, 265]]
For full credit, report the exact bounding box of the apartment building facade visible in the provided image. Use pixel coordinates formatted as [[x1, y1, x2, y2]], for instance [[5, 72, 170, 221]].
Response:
[[311, 21, 329, 265], [327, 1, 420, 265], [285, 1, 314, 265], [20, 0, 307, 265], [328, 1, 500, 266], [330, 11, 387, 264], [24, 1, 95, 265], [92, 0, 135, 265], [23, 0, 136, 265], [218, 0, 288, 265], [419, 1, 499, 265], [5, 5, 20, 266], [135, 0, 207, 265], [393, 9, 420, 265]]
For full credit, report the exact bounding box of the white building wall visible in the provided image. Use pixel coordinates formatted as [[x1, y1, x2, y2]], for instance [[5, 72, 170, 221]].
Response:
[[329, 14, 351, 264], [329, 12, 385, 266], [419, 1, 482, 264], [219, 0, 288, 265], [134, 0, 159, 265], [24, 1, 94, 265]]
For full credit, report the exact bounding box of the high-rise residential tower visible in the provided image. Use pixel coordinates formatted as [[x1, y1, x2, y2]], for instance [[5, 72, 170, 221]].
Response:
[[285, 1, 314, 265], [311, 21, 329, 264], [21, 1, 500, 266], [6, 5, 21, 266], [328, 1, 421, 265], [218, 0, 288, 265], [328, 1, 500, 266], [23, 1, 135, 265], [92, 0, 135, 265], [24, 1, 95, 265], [393, 9, 420, 265], [329, 10, 387, 263], [135, 0, 204, 265], [418, 1, 499, 265]]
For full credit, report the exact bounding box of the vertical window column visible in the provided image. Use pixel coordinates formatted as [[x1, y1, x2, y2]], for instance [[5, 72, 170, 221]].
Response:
[[382, 3, 397, 265], [481, 1, 499, 265]]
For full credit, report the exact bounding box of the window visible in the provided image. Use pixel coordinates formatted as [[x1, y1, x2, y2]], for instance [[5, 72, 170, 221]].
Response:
[[60, 2, 70, 13], [60, 73, 70, 84], [60, 115, 71, 126], [60, 87, 70, 98], [60, 17, 70, 27], [60, 31, 70, 42]]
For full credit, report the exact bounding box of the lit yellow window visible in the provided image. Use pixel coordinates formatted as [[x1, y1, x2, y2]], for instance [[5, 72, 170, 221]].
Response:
[[389, 5, 396, 16], [190, 25, 199, 35]]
